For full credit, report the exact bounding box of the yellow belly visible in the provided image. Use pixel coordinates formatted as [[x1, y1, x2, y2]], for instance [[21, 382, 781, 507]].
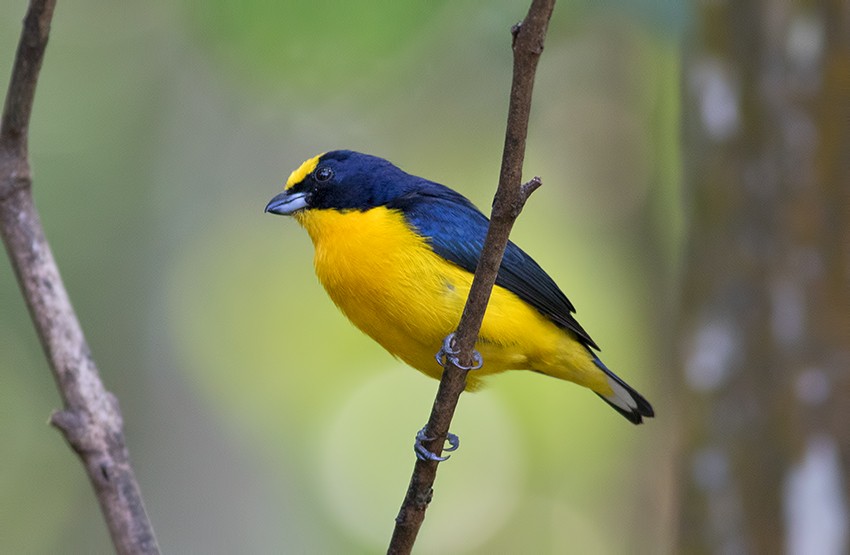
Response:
[[294, 206, 608, 392]]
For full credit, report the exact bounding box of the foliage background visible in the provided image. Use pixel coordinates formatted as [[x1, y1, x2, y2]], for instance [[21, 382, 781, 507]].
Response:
[[0, 1, 685, 552]]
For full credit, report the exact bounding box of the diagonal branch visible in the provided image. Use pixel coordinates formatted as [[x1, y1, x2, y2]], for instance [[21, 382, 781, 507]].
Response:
[[0, 2, 160, 553], [387, 1, 555, 553]]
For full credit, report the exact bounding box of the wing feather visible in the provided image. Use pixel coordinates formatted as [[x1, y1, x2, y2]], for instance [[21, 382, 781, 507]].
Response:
[[388, 182, 599, 350]]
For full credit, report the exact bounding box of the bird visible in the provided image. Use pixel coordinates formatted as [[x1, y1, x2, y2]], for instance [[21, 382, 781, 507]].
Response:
[[265, 150, 654, 427]]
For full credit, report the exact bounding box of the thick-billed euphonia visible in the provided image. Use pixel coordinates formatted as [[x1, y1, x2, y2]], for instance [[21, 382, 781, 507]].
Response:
[[265, 150, 653, 424]]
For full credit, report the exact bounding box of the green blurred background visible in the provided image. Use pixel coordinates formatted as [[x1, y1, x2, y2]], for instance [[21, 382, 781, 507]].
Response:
[[0, 1, 685, 552]]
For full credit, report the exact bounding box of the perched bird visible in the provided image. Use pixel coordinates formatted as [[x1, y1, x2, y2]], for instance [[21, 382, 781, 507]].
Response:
[[265, 150, 654, 424]]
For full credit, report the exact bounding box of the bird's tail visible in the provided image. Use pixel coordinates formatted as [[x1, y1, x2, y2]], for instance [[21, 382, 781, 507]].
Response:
[[592, 355, 654, 425]]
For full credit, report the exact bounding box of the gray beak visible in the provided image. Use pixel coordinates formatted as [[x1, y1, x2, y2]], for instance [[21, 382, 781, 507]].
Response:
[[265, 191, 309, 215]]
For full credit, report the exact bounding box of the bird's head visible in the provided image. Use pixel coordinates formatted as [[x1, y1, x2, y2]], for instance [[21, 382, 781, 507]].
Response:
[[265, 150, 416, 217]]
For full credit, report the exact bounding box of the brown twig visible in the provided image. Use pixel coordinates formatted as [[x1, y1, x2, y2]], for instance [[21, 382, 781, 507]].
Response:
[[0, 2, 160, 553], [386, 1, 555, 553]]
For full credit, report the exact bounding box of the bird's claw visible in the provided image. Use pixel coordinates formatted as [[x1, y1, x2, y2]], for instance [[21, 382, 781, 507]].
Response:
[[434, 332, 484, 371], [414, 427, 460, 461]]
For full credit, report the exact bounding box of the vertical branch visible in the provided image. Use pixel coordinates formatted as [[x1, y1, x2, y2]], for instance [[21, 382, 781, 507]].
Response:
[[387, 1, 555, 553], [0, 2, 160, 554]]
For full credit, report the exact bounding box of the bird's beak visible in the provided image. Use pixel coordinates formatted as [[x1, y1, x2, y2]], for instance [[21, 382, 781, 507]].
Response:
[[265, 191, 309, 215]]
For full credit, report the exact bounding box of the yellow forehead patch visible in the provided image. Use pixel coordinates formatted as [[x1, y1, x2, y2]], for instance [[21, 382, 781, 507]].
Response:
[[285, 153, 324, 189]]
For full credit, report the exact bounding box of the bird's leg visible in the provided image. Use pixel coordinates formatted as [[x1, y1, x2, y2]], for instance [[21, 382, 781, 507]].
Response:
[[415, 333, 482, 460], [434, 332, 483, 370], [414, 427, 460, 462]]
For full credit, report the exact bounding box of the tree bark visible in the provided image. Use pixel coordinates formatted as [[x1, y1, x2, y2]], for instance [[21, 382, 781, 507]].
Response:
[[678, 1, 850, 552]]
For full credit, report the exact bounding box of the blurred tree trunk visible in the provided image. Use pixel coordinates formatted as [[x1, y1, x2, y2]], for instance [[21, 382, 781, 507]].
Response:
[[677, 1, 850, 553]]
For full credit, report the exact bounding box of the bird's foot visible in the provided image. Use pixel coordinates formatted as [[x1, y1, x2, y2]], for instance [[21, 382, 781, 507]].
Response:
[[414, 427, 460, 461], [434, 332, 483, 370]]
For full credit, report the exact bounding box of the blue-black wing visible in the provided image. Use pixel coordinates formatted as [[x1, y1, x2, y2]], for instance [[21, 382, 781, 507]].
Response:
[[388, 181, 599, 350]]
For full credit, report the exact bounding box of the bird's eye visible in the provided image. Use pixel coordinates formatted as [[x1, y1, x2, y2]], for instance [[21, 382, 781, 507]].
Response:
[[315, 166, 334, 182]]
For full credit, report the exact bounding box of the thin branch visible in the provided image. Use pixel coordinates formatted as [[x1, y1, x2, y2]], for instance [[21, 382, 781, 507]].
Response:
[[0, 2, 160, 554], [387, 1, 555, 553]]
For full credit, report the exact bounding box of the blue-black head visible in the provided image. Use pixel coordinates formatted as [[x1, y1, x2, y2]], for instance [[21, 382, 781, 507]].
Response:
[[265, 150, 476, 216]]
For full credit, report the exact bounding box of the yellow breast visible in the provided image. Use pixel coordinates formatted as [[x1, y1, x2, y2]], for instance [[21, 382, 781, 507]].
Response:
[[293, 206, 589, 389]]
